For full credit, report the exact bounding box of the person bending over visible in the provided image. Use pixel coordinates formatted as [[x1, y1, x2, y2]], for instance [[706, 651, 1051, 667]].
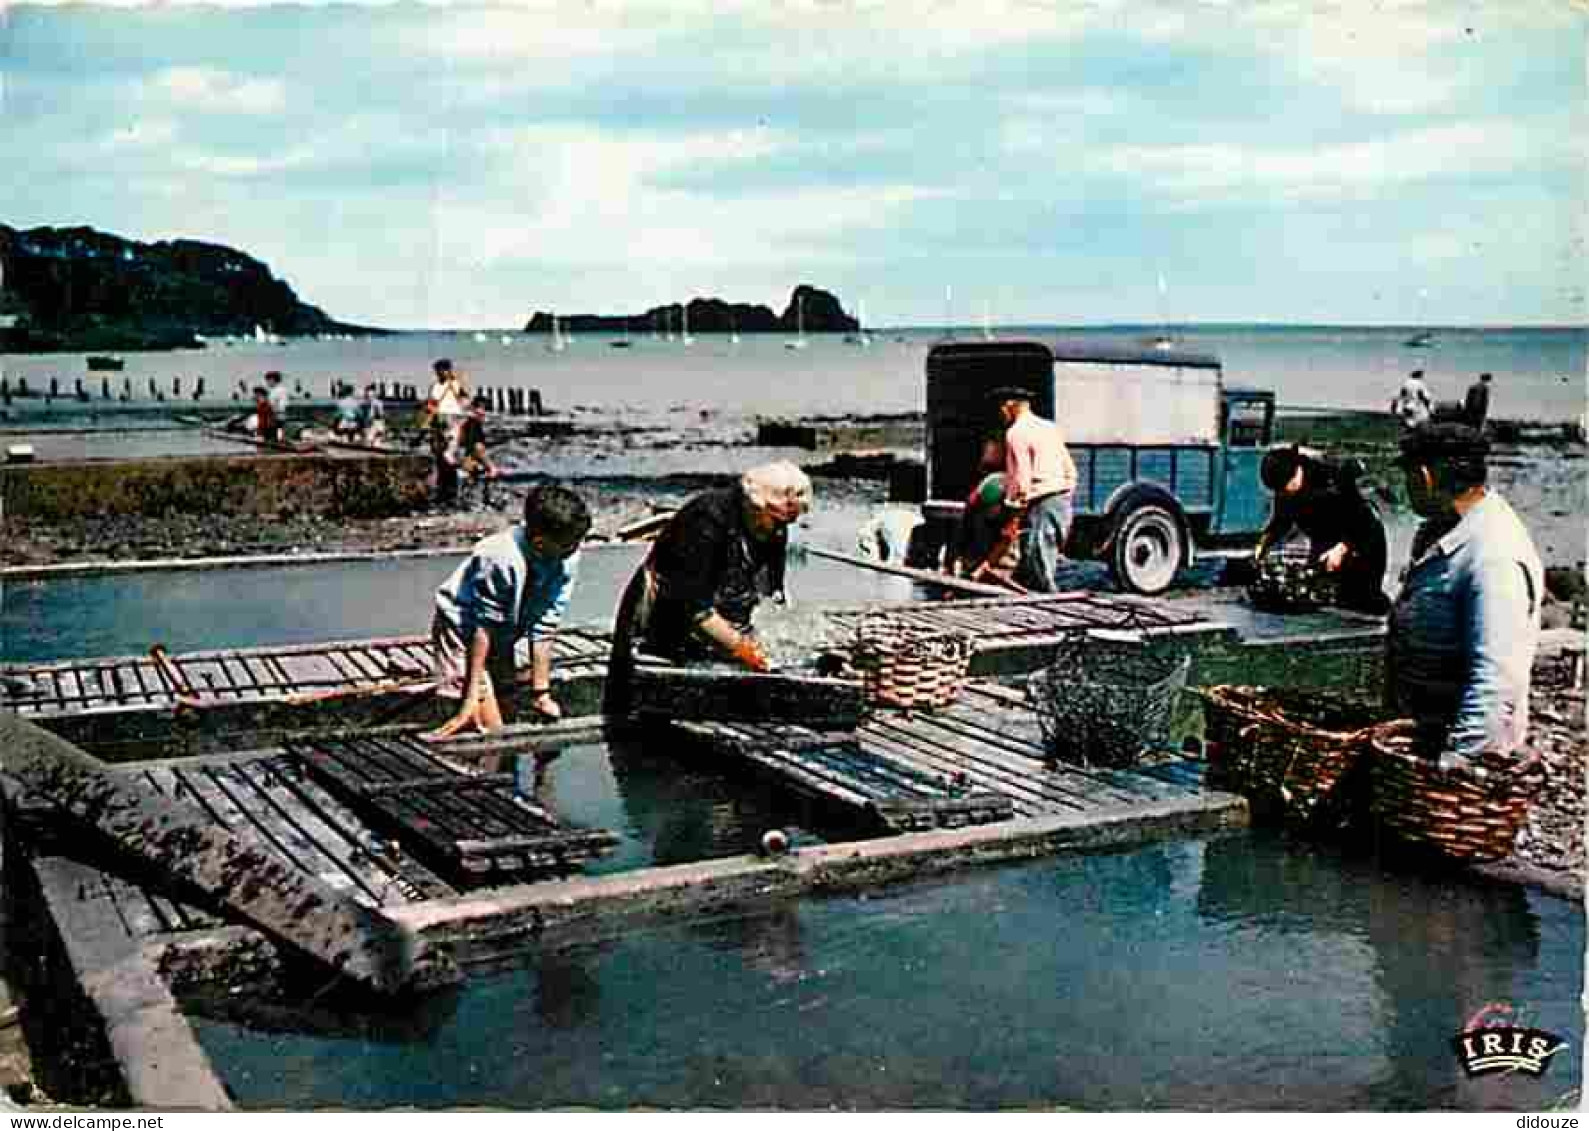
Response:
[[428, 482, 591, 738]]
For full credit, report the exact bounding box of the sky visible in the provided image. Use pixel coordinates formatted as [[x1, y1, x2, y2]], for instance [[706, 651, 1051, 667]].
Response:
[[1, 0, 1585, 330]]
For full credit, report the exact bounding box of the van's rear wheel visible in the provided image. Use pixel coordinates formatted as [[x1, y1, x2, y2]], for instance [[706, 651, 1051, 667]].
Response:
[[1110, 503, 1185, 595]]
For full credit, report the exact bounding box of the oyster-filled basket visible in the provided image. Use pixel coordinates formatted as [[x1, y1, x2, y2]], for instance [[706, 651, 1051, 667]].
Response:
[[850, 612, 974, 710], [1201, 685, 1381, 824], [1247, 542, 1338, 613], [1368, 732, 1543, 862]]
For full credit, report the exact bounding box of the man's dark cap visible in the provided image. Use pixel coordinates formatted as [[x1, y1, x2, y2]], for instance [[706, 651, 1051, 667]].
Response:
[[1397, 422, 1490, 466], [987, 385, 1034, 403]]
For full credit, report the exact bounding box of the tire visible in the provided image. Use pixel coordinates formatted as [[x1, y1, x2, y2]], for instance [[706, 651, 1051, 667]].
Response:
[[1110, 502, 1186, 595]]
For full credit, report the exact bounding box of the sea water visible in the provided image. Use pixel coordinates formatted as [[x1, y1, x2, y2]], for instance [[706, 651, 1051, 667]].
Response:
[[3, 325, 1583, 426]]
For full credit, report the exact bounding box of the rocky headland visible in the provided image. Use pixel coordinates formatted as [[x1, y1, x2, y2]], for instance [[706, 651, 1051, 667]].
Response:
[[0, 225, 381, 354]]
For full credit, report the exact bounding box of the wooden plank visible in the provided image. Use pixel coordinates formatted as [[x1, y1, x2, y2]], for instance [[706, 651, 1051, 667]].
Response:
[[225, 653, 271, 693], [340, 647, 389, 681], [7, 738, 454, 993], [721, 726, 941, 799], [805, 544, 1015, 597], [247, 755, 454, 903], [858, 723, 1063, 817], [277, 652, 350, 688], [675, 721, 878, 802], [288, 735, 616, 885], [224, 759, 419, 906], [202, 762, 376, 900], [927, 703, 1190, 804], [629, 663, 864, 728]]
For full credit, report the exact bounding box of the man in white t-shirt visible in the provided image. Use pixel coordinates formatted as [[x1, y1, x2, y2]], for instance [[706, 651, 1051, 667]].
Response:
[[1390, 369, 1433, 430], [264, 370, 290, 437]]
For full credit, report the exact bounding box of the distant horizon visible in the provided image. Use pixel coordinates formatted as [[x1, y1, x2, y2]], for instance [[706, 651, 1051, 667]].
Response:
[[379, 320, 1589, 335]]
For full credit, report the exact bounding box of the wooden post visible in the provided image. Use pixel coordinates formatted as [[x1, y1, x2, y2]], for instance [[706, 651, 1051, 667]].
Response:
[[804, 544, 1016, 598]]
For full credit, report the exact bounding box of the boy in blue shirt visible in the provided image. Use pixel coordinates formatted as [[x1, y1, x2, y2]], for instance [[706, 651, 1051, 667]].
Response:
[[429, 483, 591, 737]]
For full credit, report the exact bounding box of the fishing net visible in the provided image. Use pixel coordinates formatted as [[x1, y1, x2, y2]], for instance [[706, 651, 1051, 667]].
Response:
[[1026, 629, 1191, 768]]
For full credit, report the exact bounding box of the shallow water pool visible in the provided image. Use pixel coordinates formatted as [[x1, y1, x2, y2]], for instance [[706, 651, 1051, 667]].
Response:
[[187, 827, 1583, 1111]]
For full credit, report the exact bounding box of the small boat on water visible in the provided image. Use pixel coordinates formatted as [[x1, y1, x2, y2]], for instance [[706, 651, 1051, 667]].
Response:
[[1404, 330, 1436, 348], [86, 355, 125, 372]]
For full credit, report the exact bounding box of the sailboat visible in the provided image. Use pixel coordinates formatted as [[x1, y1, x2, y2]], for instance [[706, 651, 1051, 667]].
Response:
[[845, 300, 873, 346], [548, 313, 567, 352], [1148, 272, 1178, 350], [980, 303, 994, 342], [784, 294, 808, 350], [472, 331, 489, 344], [664, 308, 675, 342], [729, 312, 741, 345], [611, 318, 633, 348], [681, 303, 694, 346]]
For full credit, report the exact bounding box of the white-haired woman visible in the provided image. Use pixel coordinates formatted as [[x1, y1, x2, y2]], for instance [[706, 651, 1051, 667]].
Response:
[[605, 462, 813, 709]]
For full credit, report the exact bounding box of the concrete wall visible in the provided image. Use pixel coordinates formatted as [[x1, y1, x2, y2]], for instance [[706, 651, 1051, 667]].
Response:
[[1, 452, 430, 521]]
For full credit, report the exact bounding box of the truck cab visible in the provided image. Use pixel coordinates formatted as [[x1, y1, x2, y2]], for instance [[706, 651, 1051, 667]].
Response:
[[919, 339, 1275, 594]]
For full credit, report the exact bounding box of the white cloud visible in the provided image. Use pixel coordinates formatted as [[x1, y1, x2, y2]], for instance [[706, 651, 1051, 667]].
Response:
[[106, 119, 178, 150], [151, 67, 286, 114], [172, 145, 317, 178], [1090, 119, 1553, 207]]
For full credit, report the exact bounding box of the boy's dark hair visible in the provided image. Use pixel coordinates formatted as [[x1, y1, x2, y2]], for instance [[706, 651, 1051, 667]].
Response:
[[1260, 445, 1302, 492], [252, 385, 267, 397], [265, 370, 282, 382], [523, 483, 592, 543]]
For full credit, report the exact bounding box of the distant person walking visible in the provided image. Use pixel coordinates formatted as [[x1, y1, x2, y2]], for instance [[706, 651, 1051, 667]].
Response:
[[990, 386, 1077, 592], [1390, 369, 1433, 431], [264, 370, 290, 438], [458, 394, 497, 508], [1463, 372, 1493, 431]]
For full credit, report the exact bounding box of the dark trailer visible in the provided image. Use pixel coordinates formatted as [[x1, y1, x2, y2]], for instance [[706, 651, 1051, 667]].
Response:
[[920, 338, 1275, 594]]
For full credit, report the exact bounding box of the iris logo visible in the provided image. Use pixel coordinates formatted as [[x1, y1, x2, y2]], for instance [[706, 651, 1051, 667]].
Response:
[[1451, 1003, 1568, 1079]]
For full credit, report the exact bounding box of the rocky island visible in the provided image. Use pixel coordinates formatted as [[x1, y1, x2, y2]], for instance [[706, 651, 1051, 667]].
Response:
[[0, 224, 380, 354], [524, 283, 860, 336]]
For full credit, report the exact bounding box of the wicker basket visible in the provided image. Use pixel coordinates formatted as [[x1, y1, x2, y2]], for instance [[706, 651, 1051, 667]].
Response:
[[1027, 632, 1190, 768], [850, 613, 974, 710], [1248, 543, 1337, 613], [1201, 685, 1382, 824], [1368, 732, 1543, 862]]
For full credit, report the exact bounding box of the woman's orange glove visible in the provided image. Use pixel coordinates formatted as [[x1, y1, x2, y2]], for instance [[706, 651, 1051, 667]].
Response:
[[727, 632, 772, 672]]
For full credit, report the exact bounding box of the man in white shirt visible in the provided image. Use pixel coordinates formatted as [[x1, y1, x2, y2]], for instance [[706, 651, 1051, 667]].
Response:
[[991, 386, 1078, 592], [264, 370, 290, 437], [1390, 369, 1433, 430]]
